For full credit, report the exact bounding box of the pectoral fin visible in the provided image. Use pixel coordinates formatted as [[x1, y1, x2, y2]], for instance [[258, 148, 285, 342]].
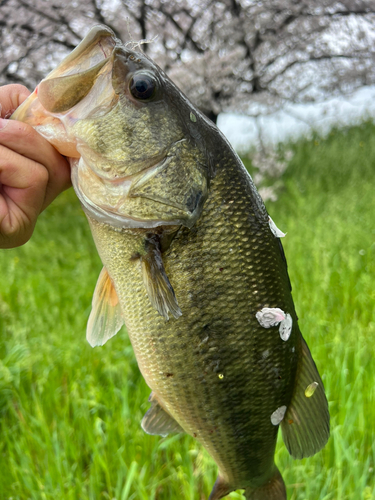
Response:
[[141, 392, 184, 437], [86, 267, 124, 347], [280, 338, 330, 459], [141, 235, 182, 320]]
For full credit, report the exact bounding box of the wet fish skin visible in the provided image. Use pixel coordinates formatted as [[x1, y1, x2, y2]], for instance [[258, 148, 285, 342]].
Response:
[[12, 25, 329, 500], [86, 155, 295, 493]]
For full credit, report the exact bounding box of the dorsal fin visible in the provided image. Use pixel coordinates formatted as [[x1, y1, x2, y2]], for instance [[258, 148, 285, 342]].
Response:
[[141, 392, 184, 437], [280, 337, 330, 458], [86, 267, 124, 347]]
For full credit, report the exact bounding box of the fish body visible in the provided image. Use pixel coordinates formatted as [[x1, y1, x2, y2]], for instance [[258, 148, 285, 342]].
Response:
[[12, 26, 329, 500]]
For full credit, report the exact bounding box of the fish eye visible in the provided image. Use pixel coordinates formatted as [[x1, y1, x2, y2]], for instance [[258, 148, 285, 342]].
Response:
[[129, 73, 156, 100]]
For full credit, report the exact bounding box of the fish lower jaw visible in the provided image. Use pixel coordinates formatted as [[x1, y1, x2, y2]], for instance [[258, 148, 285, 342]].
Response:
[[81, 201, 184, 229], [70, 156, 199, 229], [70, 162, 184, 229]]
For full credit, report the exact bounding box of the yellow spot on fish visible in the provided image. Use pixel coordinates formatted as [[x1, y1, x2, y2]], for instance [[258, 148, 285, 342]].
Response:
[[190, 112, 197, 123], [218, 373, 224, 379], [305, 382, 319, 397]]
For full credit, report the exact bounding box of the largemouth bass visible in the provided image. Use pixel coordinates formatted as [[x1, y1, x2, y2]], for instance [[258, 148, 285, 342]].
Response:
[[12, 25, 329, 500]]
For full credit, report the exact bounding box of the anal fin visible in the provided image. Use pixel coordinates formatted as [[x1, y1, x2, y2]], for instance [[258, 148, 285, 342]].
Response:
[[141, 234, 182, 320], [281, 337, 330, 459], [86, 267, 124, 347], [141, 392, 184, 437]]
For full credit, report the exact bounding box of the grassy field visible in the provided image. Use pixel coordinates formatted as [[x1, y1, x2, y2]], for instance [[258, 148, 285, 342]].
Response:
[[0, 122, 374, 500]]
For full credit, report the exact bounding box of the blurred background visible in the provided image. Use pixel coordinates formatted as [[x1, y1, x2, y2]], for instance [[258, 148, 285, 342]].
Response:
[[0, 1, 374, 499], [2, 0, 375, 146]]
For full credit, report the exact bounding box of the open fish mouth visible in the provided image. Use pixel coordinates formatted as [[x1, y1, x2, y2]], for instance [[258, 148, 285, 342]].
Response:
[[11, 26, 119, 157], [12, 24, 208, 229], [13, 25, 118, 116]]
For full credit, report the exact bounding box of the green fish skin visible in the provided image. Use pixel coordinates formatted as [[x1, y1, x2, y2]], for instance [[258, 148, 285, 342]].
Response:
[[12, 25, 330, 500]]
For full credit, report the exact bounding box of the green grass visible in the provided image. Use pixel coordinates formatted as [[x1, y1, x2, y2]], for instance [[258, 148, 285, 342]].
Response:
[[0, 122, 375, 499]]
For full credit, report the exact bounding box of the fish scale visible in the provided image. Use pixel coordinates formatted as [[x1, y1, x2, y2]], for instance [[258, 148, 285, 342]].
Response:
[[12, 24, 329, 500], [86, 149, 298, 491]]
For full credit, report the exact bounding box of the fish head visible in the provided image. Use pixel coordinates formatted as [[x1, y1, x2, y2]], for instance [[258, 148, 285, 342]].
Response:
[[12, 25, 211, 229]]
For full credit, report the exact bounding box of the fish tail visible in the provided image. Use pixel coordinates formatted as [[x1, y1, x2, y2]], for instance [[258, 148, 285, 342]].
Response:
[[245, 466, 286, 500]]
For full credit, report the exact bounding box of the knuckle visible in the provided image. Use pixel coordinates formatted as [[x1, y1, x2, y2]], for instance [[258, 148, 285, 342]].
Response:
[[0, 146, 21, 172], [1, 220, 33, 249], [30, 162, 49, 187], [52, 157, 71, 186], [16, 231, 33, 247], [0, 146, 12, 167]]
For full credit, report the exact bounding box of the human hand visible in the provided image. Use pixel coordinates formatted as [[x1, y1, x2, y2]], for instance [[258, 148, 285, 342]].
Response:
[[0, 84, 71, 248]]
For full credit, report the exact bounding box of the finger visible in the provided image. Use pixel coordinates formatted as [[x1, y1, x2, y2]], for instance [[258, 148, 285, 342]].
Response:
[[0, 143, 48, 217], [0, 145, 50, 248], [0, 194, 36, 248], [0, 119, 67, 178], [0, 84, 31, 118], [0, 119, 71, 211]]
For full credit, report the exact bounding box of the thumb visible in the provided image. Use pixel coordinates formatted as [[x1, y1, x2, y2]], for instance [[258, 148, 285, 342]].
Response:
[[0, 84, 31, 118]]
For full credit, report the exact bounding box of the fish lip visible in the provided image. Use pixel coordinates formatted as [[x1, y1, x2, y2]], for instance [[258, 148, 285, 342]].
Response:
[[46, 25, 117, 80]]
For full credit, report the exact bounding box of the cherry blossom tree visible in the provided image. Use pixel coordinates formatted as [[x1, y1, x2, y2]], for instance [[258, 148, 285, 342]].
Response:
[[1, 0, 375, 123]]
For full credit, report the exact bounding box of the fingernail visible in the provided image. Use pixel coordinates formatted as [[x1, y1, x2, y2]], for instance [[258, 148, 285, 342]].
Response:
[[0, 118, 9, 130]]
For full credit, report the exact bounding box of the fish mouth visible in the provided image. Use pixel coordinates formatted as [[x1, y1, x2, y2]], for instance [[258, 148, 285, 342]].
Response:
[[36, 27, 117, 114], [14, 26, 117, 116], [71, 148, 199, 229], [11, 25, 207, 229], [11, 26, 119, 157]]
